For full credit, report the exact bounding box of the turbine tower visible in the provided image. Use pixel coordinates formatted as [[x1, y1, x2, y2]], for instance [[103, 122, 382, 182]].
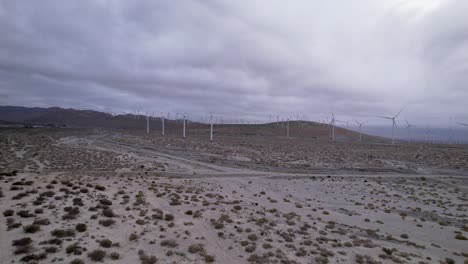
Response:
[[330, 113, 337, 141], [377, 106, 407, 145], [405, 119, 414, 144], [161, 112, 165, 136], [354, 120, 367, 142], [210, 115, 214, 142], [146, 114, 150, 134], [183, 115, 186, 138]]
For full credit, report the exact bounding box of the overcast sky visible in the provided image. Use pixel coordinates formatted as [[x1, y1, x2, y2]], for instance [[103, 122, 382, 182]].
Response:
[[0, 0, 467, 125]]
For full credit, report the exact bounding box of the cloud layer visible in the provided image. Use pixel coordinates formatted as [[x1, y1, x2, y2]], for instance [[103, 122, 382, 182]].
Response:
[[0, 0, 467, 125]]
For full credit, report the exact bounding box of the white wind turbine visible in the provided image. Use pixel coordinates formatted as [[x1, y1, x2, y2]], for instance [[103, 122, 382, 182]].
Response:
[[161, 112, 165, 136], [377, 106, 407, 145], [146, 113, 150, 134], [330, 113, 341, 141], [182, 114, 186, 138], [405, 119, 414, 144], [210, 115, 214, 142], [457, 122, 468, 144], [354, 120, 367, 142]]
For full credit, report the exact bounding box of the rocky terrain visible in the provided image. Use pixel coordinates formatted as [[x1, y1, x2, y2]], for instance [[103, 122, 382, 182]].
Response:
[[0, 128, 467, 264]]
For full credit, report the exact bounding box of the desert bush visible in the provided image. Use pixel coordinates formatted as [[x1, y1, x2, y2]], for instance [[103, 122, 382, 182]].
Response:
[[99, 239, 113, 248], [51, 228, 75, 238], [40, 191, 55, 197], [70, 259, 85, 264], [12, 237, 32, 247], [3, 209, 14, 217], [17, 210, 35, 218], [99, 219, 115, 227], [102, 208, 115, 218], [44, 238, 63, 245], [110, 252, 120, 260], [12, 237, 33, 255], [160, 239, 178, 248], [165, 213, 174, 221], [63, 207, 80, 220], [99, 198, 112, 206], [19, 252, 47, 262], [95, 185, 106, 191], [188, 243, 205, 254], [139, 251, 157, 264], [73, 198, 84, 206], [66, 242, 83, 255], [151, 209, 163, 220], [33, 218, 50, 225], [76, 223, 87, 232], [44, 246, 58, 253], [23, 224, 41, 233], [88, 249, 106, 261], [129, 233, 138, 241], [248, 234, 258, 241], [204, 255, 215, 263]]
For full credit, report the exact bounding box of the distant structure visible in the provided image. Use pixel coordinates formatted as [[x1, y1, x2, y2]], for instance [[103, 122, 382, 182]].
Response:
[[161, 112, 165, 136], [330, 113, 344, 142], [354, 120, 367, 143], [377, 106, 406, 145], [457, 122, 468, 127], [146, 114, 150, 134], [210, 115, 214, 142], [330, 113, 337, 141], [183, 115, 186, 138], [405, 119, 414, 144]]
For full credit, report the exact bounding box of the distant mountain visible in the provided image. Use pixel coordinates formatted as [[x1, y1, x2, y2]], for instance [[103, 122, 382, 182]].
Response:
[[0, 105, 141, 129]]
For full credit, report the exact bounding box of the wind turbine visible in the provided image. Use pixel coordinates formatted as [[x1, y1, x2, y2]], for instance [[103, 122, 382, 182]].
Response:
[[146, 114, 150, 134], [210, 115, 214, 142], [405, 119, 414, 144], [161, 112, 165, 136], [183, 114, 186, 138], [354, 120, 367, 142], [377, 106, 407, 145], [330, 113, 338, 141]]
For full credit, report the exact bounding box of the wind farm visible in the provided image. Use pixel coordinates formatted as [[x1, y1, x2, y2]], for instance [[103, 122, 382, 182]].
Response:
[[1, 1, 468, 263]]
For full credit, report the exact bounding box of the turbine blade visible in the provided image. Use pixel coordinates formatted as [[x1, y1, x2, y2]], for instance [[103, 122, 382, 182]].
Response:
[[457, 122, 468, 127], [377, 116, 392, 120], [394, 105, 407, 119]]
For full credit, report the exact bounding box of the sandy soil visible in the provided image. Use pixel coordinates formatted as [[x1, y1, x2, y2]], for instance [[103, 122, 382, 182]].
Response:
[[0, 129, 467, 264]]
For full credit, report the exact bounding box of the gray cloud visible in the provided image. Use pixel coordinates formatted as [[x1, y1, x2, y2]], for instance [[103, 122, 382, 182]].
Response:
[[0, 0, 467, 125]]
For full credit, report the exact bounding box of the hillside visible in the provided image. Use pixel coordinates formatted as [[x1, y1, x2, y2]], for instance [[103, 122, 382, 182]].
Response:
[[0, 105, 384, 142]]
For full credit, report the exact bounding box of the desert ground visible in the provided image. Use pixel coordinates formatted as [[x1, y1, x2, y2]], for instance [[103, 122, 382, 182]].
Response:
[[1, 127, 467, 264]]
